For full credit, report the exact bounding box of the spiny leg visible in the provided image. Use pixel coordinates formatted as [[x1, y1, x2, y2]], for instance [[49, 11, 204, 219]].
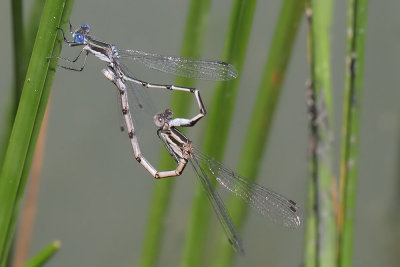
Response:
[[55, 51, 89, 72]]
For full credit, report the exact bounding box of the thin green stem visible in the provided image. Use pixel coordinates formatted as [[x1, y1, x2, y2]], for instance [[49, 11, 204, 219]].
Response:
[[181, 0, 257, 266], [0, 0, 73, 264], [22, 241, 60, 267], [304, 1, 336, 267], [211, 0, 305, 265], [338, 1, 368, 266], [138, 0, 211, 266]]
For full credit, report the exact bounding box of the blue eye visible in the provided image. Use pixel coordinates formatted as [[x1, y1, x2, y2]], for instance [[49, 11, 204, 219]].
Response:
[[74, 33, 85, 44], [81, 24, 90, 31]]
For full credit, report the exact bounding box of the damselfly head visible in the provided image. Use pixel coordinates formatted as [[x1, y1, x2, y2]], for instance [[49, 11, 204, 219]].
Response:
[[153, 109, 174, 128], [72, 24, 90, 44]]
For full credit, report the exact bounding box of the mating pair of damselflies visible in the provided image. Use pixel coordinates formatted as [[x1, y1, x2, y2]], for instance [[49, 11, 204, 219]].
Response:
[[56, 23, 302, 253]]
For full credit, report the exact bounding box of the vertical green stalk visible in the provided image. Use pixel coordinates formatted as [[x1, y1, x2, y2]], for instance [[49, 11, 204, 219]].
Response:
[[304, 5, 317, 266], [139, 0, 211, 266], [211, 1, 305, 266], [304, 0, 336, 267], [0, 0, 73, 264], [181, 0, 257, 266], [338, 1, 368, 266], [23, 241, 60, 267]]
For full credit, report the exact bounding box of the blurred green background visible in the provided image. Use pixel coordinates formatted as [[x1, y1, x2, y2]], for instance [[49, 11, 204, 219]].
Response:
[[1, 0, 399, 266]]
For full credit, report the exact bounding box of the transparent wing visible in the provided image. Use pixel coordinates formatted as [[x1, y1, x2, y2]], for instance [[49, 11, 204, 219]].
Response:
[[189, 156, 244, 254], [193, 149, 303, 228], [119, 50, 238, 81]]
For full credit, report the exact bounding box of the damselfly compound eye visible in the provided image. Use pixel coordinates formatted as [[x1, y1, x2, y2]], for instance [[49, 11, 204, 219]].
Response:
[[74, 33, 85, 44], [153, 114, 164, 128]]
